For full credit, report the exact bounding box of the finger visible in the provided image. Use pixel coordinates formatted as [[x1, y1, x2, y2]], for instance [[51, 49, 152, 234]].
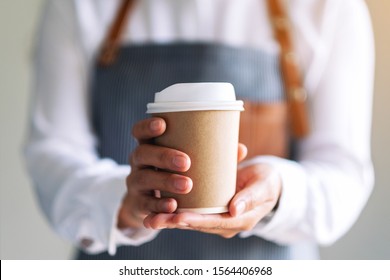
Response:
[[143, 213, 177, 229], [132, 117, 166, 143], [173, 212, 244, 237], [237, 143, 248, 162], [145, 212, 230, 232], [174, 210, 262, 236], [129, 169, 192, 194], [131, 144, 191, 172], [145, 212, 239, 238], [136, 196, 178, 216], [173, 212, 234, 229], [172, 223, 238, 238], [185, 227, 238, 238]]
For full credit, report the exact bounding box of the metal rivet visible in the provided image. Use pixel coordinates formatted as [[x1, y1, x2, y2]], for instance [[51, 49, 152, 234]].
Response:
[[284, 51, 298, 65], [290, 88, 307, 102]]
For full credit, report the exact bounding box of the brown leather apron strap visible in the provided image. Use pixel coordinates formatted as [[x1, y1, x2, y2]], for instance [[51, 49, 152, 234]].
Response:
[[267, 0, 309, 137], [98, 0, 309, 138], [98, 0, 136, 65]]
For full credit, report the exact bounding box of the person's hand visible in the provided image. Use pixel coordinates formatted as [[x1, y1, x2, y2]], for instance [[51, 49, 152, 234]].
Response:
[[143, 163, 282, 238], [117, 117, 193, 229]]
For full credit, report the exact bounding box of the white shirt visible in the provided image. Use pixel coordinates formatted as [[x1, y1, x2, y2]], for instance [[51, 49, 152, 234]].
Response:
[[24, 0, 375, 255]]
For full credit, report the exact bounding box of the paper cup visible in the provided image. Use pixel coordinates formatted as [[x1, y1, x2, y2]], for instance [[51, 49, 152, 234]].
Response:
[[147, 83, 244, 214]]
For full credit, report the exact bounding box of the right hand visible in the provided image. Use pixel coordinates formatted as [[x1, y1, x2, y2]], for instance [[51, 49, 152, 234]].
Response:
[[117, 117, 192, 229]]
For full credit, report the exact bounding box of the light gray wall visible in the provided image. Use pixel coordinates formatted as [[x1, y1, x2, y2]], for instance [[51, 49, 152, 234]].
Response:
[[0, 0, 389, 259], [0, 0, 73, 259]]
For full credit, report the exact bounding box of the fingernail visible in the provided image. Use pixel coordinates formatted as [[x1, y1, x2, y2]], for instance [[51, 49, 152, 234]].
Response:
[[235, 201, 246, 216], [150, 120, 161, 131], [162, 202, 174, 213], [173, 155, 188, 169], [174, 178, 190, 192]]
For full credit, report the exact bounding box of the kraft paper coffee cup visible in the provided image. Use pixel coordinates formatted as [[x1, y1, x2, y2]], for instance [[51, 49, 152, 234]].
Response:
[[146, 83, 244, 214]]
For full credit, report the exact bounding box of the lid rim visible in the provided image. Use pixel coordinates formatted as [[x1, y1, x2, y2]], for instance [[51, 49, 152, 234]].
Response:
[[146, 101, 244, 114]]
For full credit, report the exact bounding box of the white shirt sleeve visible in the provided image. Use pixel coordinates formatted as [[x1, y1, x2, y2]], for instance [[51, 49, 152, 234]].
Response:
[[23, 0, 158, 255], [240, 0, 375, 246]]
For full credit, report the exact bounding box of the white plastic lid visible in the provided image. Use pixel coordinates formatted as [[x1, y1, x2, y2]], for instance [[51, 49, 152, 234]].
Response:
[[146, 83, 244, 113]]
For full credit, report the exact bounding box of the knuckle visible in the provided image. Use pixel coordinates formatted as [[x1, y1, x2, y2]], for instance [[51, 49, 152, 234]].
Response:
[[216, 220, 229, 231], [134, 171, 147, 187], [132, 119, 149, 139], [130, 148, 140, 166], [131, 146, 147, 167], [163, 174, 173, 190], [159, 149, 173, 167], [126, 175, 139, 196], [156, 199, 165, 212], [126, 174, 134, 189], [139, 197, 150, 213]]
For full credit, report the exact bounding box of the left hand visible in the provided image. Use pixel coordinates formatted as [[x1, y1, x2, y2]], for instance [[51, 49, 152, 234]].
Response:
[[143, 161, 282, 238]]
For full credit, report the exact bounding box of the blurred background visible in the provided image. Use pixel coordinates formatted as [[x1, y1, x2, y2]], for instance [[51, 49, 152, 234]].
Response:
[[1, 0, 389, 259]]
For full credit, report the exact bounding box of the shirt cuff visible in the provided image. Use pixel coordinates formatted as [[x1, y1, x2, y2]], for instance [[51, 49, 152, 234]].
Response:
[[238, 156, 308, 244], [106, 173, 160, 255], [78, 163, 159, 255], [93, 165, 160, 255]]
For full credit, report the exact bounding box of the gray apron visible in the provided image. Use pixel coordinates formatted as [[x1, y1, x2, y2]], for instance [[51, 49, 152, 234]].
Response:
[[77, 42, 318, 259]]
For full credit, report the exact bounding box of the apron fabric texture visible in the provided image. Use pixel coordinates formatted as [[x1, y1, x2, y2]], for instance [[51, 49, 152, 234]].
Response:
[[77, 42, 318, 259]]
